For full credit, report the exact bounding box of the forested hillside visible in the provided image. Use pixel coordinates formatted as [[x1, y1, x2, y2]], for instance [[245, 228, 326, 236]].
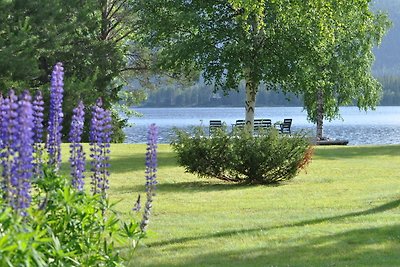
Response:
[[373, 0, 400, 75], [372, 0, 400, 105], [141, 1, 400, 107]]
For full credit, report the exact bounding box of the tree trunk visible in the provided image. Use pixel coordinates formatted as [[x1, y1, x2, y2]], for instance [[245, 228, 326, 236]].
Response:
[[316, 89, 324, 140], [100, 0, 109, 41], [245, 78, 257, 133]]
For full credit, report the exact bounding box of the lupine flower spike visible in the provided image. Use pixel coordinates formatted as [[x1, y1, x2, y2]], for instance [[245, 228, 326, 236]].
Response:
[[11, 91, 34, 214], [89, 98, 112, 197], [0, 90, 19, 202], [32, 90, 44, 177], [140, 123, 158, 232], [132, 194, 141, 212], [69, 101, 86, 191], [0, 94, 3, 148], [47, 62, 64, 171]]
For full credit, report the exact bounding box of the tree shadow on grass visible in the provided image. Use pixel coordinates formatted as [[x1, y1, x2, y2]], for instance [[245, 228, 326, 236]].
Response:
[[60, 151, 179, 175], [157, 181, 249, 192], [112, 181, 249, 194], [109, 152, 178, 174], [314, 144, 400, 160], [147, 224, 400, 267], [149, 198, 400, 248]]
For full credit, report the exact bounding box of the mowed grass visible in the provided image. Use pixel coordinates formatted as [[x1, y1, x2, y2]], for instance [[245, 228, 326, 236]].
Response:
[[61, 144, 400, 266]]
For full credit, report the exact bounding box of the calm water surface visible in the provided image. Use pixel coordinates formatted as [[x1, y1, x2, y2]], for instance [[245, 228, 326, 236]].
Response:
[[124, 106, 400, 145]]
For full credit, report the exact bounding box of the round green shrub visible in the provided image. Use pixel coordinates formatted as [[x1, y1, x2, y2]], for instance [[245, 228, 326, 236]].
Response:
[[171, 127, 313, 184]]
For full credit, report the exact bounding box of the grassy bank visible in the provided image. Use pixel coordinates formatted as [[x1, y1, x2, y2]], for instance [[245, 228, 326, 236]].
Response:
[[63, 144, 400, 266]]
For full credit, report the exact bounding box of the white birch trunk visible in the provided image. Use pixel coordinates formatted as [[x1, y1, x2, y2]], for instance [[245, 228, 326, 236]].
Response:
[[316, 89, 324, 140], [245, 79, 257, 133]]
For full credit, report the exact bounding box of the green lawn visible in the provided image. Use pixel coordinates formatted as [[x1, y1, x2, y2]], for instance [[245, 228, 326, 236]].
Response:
[[68, 144, 400, 266]]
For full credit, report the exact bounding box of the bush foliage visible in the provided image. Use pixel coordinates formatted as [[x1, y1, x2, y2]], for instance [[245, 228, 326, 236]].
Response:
[[171, 127, 313, 184]]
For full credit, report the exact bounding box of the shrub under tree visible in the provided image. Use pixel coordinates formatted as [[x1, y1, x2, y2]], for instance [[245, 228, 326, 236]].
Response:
[[171, 127, 313, 184]]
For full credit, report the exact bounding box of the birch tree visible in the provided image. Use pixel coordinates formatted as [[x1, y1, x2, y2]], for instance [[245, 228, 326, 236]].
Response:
[[294, 0, 390, 140], [134, 0, 305, 130]]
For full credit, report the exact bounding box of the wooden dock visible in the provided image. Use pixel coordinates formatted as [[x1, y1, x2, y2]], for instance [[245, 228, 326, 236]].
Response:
[[315, 139, 349, 146]]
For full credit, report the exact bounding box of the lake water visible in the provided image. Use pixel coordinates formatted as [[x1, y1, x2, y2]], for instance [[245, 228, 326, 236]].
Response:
[[124, 106, 400, 145]]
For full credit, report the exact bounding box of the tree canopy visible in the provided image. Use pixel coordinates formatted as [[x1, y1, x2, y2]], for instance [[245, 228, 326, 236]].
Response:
[[135, 0, 390, 133], [0, 0, 147, 141], [135, 0, 308, 129], [1, 0, 392, 140], [291, 0, 390, 139]]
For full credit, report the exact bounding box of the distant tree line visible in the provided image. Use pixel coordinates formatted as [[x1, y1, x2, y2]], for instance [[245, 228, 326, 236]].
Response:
[[141, 82, 302, 107], [378, 75, 400, 105], [141, 75, 400, 107]]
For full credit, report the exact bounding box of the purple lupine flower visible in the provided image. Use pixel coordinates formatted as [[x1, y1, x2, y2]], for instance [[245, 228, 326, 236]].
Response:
[[0, 94, 3, 147], [9, 91, 34, 214], [89, 98, 112, 197], [32, 90, 44, 177], [47, 62, 64, 171], [0, 90, 20, 202], [145, 123, 158, 191], [69, 101, 86, 191], [0, 94, 3, 152], [132, 194, 141, 212], [140, 123, 158, 232]]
